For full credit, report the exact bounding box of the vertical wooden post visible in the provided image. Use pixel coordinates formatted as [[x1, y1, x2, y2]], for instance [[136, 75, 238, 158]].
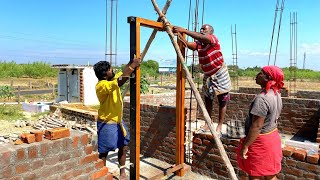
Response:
[[29, 80, 32, 89], [10, 80, 13, 87], [17, 86, 21, 104], [176, 33, 186, 176], [128, 16, 141, 180]]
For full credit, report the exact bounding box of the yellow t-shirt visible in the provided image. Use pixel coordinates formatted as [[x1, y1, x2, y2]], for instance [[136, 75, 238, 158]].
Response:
[[96, 72, 123, 123]]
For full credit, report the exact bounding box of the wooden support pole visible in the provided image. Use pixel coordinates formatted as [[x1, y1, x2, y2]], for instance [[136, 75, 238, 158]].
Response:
[[149, 164, 184, 180], [176, 33, 186, 177], [17, 86, 20, 104], [128, 16, 141, 180], [151, 0, 238, 179], [122, 0, 171, 99]]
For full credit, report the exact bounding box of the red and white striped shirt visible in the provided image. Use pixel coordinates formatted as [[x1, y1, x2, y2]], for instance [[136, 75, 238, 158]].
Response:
[[193, 34, 224, 76]]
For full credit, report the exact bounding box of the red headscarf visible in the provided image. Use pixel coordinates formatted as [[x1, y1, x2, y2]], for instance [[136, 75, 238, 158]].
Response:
[[262, 65, 284, 93]]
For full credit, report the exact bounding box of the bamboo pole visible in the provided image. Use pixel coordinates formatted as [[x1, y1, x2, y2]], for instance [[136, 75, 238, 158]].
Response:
[[151, 0, 238, 179], [121, 0, 172, 99]]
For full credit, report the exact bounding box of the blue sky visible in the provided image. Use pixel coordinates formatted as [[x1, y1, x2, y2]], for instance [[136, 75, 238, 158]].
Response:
[[0, 0, 319, 70]]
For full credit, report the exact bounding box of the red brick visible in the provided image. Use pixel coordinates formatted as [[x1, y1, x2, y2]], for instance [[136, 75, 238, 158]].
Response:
[[20, 133, 35, 144], [285, 159, 297, 167], [2, 166, 13, 178], [73, 169, 83, 177], [105, 172, 113, 180], [95, 159, 104, 169], [81, 133, 89, 146], [23, 172, 36, 180], [1, 151, 11, 167], [282, 166, 303, 176], [306, 153, 319, 164], [44, 127, 70, 140], [64, 159, 78, 171], [292, 149, 307, 161], [282, 146, 295, 157], [86, 166, 95, 173], [16, 149, 25, 161], [32, 159, 44, 170], [30, 131, 44, 142], [193, 138, 202, 145], [80, 153, 99, 165], [28, 146, 37, 159], [15, 163, 29, 174], [62, 138, 71, 150], [41, 143, 49, 156], [60, 153, 71, 161], [45, 156, 59, 166], [229, 139, 240, 146], [14, 139, 23, 145], [202, 139, 212, 146], [72, 136, 79, 148], [85, 145, 93, 155], [91, 167, 108, 179], [304, 172, 317, 179], [61, 171, 73, 180]]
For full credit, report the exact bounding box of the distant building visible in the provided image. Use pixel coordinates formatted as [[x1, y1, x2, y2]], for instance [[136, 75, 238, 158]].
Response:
[[158, 59, 176, 74], [52, 64, 99, 105]]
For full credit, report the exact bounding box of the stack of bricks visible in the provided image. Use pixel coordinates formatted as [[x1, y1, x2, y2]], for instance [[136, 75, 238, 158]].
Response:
[[192, 133, 320, 180], [50, 105, 98, 122], [0, 130, 112, 180]]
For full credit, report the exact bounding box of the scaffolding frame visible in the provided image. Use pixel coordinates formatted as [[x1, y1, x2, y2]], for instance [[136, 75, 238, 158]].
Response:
[[289, 12, 297, 95], [127, 16, 186, 179], [231, 24, 239, 91]]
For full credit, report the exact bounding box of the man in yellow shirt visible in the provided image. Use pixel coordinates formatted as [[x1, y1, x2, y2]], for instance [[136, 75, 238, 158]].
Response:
[[93, 57, 140, 179]]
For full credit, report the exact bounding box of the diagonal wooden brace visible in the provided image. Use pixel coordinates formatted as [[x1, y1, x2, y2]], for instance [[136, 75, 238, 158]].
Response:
[[151, 0, 238, 179], [121, 0, 172, 99]]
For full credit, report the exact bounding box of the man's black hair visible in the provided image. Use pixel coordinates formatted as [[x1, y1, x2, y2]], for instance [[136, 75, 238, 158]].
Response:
[[93, 61, 111, 80]]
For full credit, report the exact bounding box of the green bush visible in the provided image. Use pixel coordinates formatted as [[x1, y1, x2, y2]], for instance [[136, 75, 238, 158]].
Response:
[[0, 86, 15, 99], [0, 61, 58, 78]]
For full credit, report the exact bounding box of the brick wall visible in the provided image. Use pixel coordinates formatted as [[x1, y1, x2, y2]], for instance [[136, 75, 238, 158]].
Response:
[[297, 90, 320, 99], [206, 93, 320, 142], [238, 87, 289, 97], [124, 91, 198, 121], [192, 134, 320, 179], [122, 102, 187, 165], [0, 130, 112, 180]]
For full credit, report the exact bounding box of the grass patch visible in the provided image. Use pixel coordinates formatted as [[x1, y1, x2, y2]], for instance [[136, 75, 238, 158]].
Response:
[[0, 104, 24, 121]]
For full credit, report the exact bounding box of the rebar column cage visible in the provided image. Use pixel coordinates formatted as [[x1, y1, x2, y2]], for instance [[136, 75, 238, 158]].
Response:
[[127, 16, 186, 180]]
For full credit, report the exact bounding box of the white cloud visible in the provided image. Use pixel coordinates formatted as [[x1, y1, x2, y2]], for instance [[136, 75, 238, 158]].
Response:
[[301, 43, 320, 55]]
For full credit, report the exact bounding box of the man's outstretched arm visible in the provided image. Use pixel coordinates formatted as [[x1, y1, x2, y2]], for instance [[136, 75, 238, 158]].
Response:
[[173, 26, 211, 45]]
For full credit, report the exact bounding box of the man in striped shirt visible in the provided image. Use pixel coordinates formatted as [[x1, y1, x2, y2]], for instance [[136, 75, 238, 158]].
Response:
[[173, 24, 232, 134]]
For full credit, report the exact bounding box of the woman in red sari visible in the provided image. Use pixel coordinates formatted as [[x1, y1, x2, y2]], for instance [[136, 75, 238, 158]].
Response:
[[237, 65, 284, 180]]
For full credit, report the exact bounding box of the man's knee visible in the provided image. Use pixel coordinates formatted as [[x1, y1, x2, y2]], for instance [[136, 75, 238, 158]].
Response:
[[99, 152, 108, 159], [217, 92, 230, 106]]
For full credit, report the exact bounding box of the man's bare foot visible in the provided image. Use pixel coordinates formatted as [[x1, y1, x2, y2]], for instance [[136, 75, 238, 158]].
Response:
[[120, 173, 128, 180], [216, 124, 222, 133], [201, 124, 210, 131]]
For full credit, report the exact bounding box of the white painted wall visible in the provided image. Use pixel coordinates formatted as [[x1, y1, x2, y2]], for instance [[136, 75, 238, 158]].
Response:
[[82, 67, 99, 105]]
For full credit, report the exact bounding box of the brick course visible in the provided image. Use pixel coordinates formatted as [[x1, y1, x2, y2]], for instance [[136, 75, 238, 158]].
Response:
[[192, 134, 320, 179], [0, 130, 110, 180]]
